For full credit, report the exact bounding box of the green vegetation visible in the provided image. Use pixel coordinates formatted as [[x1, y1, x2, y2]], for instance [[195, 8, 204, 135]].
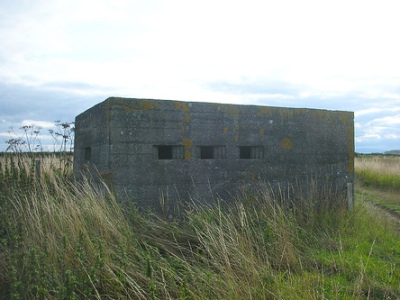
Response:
[[356, 154, 400, 215], [0, 154, 399, 299], [356, 154, 400, 191]]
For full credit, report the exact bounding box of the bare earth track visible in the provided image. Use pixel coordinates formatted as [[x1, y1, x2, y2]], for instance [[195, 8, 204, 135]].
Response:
[[358, 187, 400, 234]]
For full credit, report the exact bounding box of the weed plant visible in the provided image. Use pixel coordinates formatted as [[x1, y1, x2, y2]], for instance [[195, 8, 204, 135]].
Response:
[[0, 155, 399, 299]]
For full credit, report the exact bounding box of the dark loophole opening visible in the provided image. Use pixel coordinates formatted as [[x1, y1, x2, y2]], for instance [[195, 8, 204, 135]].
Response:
[[239, 146, 252, 159], [200, 146, 214, 159], [239, 146, 264, 159], [158, 146, 173, 159], [84, 147, 91, 161]]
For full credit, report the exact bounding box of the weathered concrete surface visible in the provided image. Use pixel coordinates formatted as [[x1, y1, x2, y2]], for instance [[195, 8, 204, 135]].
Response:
[[74, 97, 354, 212]]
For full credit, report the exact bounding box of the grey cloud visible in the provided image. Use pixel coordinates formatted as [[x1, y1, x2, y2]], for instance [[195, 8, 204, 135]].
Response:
[[41, 81, 97, 90], [0, 81, 106, 119], [1, 79, 399, 153], [0, 81, 108, 151], [207, 81, 298, 95], [207, 80, 400, 153]]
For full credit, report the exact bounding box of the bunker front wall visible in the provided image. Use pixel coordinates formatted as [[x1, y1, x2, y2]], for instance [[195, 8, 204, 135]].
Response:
[[74, 100, 111, 179], [73, 97, 354, 209]]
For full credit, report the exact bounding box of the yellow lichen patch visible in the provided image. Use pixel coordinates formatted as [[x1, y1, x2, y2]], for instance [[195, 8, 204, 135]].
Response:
[[277, 109, 293, 122], [182, 138, 193, 160], [184, 113, 191, 123], [339, 113, 350, 126], [223, 127, 229, 134], [184, 151, 191, 160], [140, 99, 154, 110], [220, 105, 239, 120], [347, 127, 355, 174], [123, 105, 134, 114], [313, 110, 327, 122], [234, 124, 239, 142], [105, 111, 111, 126], [259, 128, 265, 135], [181, 126, 185, 132], [281, 137, 293, 150], [175, 102, 190, 112], [182, 138, 193, 149], [256, 106, 273, 117], [108, 97, 129, 108], [117, 100, 154, 114]]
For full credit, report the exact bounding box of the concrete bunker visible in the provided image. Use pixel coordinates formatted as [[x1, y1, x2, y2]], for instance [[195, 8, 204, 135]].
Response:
[[73, 97, 354, 211]]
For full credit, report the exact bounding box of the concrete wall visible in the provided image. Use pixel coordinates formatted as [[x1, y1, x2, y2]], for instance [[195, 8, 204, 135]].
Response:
[[74, 97, 354, 212]]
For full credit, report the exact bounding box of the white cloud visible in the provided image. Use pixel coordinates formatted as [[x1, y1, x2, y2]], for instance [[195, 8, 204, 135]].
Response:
[[360, 134, 382, 140], [372, 115, 400, 126], [21, 120, 55, 128], [355, 107, 400, 118], [2, 0, 400, 99], [0, 132, 11, 138], [1, 0, 400, 152], [355, 108, 385, 117], [385, 133, 400, 140]]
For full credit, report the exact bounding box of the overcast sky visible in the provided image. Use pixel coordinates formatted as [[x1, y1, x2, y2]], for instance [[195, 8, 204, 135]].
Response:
[[1, 0, 399, 153]]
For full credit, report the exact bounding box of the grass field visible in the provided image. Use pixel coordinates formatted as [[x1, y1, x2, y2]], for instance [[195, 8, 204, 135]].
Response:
[[356, 154, 400, 215], [356, 154, 400, 191], [0, 153, 400, 299]]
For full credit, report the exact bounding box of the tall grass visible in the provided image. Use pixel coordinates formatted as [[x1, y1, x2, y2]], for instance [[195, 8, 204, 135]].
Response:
[[1, 154, 400, 298], [356, 154, 400, 191], [355, 154, 400, 215]]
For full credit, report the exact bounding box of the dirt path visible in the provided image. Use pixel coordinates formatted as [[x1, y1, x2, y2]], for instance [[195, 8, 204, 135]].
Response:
[[367, 202, 400, 234], [357, 187, 400, 234]]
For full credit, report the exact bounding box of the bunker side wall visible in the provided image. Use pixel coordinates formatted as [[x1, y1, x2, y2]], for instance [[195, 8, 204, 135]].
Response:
[[73, 101, 111, 181], [103, 98, 354, 211]]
